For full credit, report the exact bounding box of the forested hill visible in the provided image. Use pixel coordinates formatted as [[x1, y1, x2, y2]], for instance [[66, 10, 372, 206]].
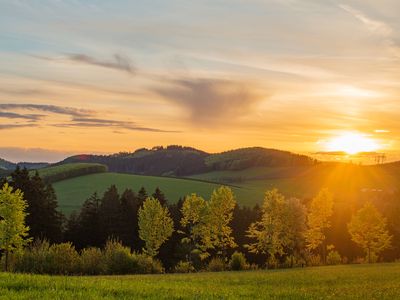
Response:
[[57, 145, 316, 176], [0, 158, 49, 171]]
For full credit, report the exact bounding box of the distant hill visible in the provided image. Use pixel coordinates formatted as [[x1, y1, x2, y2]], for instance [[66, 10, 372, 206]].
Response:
[[57, 145, 316, 176], [0, 157, 49, 172]]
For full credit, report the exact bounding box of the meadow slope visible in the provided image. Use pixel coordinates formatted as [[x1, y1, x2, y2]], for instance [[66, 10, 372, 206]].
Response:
[[1, 263, 399, 299], [53, 173, 253, 214], [53, 162, 400, 214]]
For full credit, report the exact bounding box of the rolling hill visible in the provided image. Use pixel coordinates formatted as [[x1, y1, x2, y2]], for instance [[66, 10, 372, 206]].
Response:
[[52, 172, 254, 214], [57, 146, 316, 176]]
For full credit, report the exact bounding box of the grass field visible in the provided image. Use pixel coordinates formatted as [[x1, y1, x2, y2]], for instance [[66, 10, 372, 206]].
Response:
[[52, 162, 400, 214], [53, 173, 256, 214], [1, 263, 399, 299]]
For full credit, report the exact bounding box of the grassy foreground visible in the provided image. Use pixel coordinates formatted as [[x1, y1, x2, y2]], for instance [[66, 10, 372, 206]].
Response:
[[1, 263, 400, 299]]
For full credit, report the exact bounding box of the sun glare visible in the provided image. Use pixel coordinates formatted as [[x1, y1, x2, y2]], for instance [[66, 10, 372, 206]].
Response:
[[325, 133, 380, 155]]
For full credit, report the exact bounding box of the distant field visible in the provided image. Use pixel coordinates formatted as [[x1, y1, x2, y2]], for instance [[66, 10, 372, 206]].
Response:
[[52, 173, 257, 214], [53, 163, 400, 214], [1, 263, 399, 299]]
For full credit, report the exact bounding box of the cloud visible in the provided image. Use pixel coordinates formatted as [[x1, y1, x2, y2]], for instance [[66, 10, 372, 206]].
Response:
[[0, 111, 44, 120], [154, 78, 262, 125], [36, 53, 136, 75], [0, 147, 77, 163], [0, 103, 94, 117], [339, 4, 399, 56], [57, 117, 178, 133], [0, 124, 38, 130], [0, 103, 175, 133]]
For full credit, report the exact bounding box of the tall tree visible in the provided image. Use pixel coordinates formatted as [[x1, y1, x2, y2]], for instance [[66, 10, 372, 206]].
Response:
[[99, 185, 121, 242], [119, 189, 139, 248], [348, 202, 392, 263], [205, 186, 237, 259], [0, 183, 31, 271], [246, 189, 292, 265], [285, 197, 307, 266], [180, 193, 208, 261], [152, 187, 167, 206], [137, 187, 148, 207], [304, 189, 334, 263], [138, 197, 174, 257], [8, 168, 63, 242]]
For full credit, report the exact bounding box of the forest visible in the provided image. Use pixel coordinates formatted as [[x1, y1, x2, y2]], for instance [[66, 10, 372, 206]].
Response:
[[0, 166, 398, 275]]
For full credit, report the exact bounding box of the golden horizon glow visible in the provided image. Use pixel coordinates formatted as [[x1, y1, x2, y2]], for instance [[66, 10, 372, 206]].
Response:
[[325, 133, 380, 155]]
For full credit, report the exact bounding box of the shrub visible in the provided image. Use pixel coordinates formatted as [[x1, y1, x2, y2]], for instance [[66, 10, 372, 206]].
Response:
[[174, 261, 195, 273], [80, 247, 106, 275], [103, 240, 136, 275], [47, 243, 80, 275], [229, 252, 249, 271], [327, 250, 342, 265], [134, 253, 164, 274], [307, 254, 322, 266], [13, 240, 51, 274], [207, 257, 226, 272]]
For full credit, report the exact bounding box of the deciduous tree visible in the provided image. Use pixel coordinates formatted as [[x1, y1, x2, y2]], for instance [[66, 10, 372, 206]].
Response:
[[138, 197, 174, 257], [0, 183, 31, 271], [348, 202, 392, 263], [304, 189, 334, 263]]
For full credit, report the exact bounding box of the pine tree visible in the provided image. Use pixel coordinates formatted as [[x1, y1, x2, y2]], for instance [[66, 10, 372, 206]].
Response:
[[8, 168, 63, 242], [152, 187, 167, 206]]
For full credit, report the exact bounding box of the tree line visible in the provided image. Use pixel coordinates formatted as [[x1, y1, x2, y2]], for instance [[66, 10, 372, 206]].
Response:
[[0, 167, 398, 274]]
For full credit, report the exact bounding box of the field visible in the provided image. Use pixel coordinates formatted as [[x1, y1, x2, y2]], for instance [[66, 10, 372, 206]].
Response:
[[1, 263, 399, 299], [53, 173, 254, 214], [52, 162, 400, 214]]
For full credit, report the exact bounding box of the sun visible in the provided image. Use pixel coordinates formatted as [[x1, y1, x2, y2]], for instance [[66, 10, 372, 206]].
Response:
[[325, 132, 380, 155]]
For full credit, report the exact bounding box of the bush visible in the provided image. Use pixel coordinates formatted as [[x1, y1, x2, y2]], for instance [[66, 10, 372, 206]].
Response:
[[103, 240, 136, 275], [134, 253, 164, 274], [80, 247, 106, 275], [14, 240, 52, 274], [207, 257, 226, 272], [174, 261, 195, 273], [229, 252, 249, 271], [307, 254, 322, 266], [47, 243, 80, 275], [327, 250, 342, 265]]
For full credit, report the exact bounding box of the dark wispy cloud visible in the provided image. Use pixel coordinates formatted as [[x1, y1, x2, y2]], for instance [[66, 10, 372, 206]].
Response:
[[0, 103, 94, 117], [0, 103, 175, 133], [0, 88, 48, 97], [0, 124, 39, 130], [35, 53, 136, 75], [154, 78, 262, 125], [57, 117, 177, 133], [67, 53, 136, 74], [0, 111, 44, 120]]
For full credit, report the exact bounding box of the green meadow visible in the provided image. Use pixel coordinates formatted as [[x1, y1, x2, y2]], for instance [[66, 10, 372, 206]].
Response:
[[52, 172, 255, 214], [1, 263, 399, 299]]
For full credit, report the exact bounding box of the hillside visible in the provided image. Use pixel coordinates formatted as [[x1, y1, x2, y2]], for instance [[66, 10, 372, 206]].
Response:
[[0, 157, 49, 171], [52, 173, 251, 214], [57, 146, 316, 176]]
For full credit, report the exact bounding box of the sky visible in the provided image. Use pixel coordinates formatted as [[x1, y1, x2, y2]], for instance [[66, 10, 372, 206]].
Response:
[[0, 0, 399, 162]]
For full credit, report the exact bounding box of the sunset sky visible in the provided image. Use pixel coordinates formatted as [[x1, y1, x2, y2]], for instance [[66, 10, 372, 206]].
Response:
[[1, 0, 399, 162]]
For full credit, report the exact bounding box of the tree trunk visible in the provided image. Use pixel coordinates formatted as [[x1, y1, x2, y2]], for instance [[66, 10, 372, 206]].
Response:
[[5, 250, 8, 272]]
